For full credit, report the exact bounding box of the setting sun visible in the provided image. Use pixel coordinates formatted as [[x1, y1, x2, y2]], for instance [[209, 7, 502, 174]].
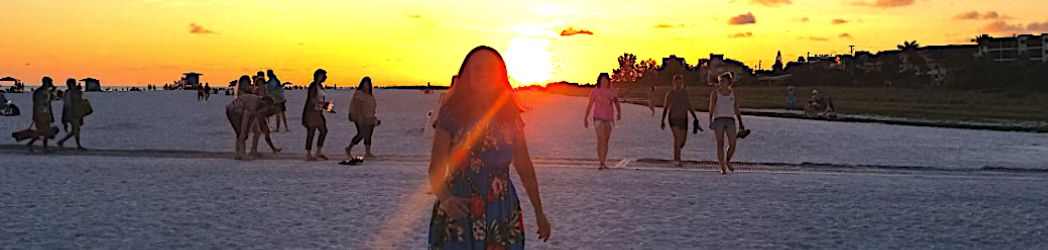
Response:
[[505, 37, 556, 87]]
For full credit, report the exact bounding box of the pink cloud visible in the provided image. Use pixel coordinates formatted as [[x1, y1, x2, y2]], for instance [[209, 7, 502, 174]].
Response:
[[852, 0, 914, 8], [728, 12, 757, 25], [747, 0, 791, 7]]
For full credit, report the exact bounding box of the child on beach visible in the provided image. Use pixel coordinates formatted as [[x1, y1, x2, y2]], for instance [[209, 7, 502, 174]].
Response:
[[428, 46, 551, 249], [302, 69, 329, 161], [709, 73, 745, 174], [583, 73, 621, 170], [661, 74, 700, 167]]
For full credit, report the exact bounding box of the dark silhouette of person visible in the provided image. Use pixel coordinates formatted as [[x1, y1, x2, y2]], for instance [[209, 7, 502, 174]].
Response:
[[58, 78, 86, 150], [203, 83, 212, 101], [345, 76, 379, 159], [27, 77, 56, 152], [302, 69, 329, 161], [265, 70, 289, 132]]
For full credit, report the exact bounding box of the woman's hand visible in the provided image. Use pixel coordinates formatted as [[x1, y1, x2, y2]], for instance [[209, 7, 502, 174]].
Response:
[[438, 196, 470, 220], [660, 122, 666, 130], [536, 211, 551, 242], [583, 118, 589, 129], [616, 113, 622, 121]]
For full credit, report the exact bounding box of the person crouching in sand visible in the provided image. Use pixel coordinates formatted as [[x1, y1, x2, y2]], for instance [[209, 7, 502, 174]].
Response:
[[708, 73, 745, 174], [302, 69, 329, 161], [226, 75, 282, 160]]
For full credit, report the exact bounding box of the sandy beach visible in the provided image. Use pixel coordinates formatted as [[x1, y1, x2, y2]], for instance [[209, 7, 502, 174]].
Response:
[[2, 90, 1048, 249]]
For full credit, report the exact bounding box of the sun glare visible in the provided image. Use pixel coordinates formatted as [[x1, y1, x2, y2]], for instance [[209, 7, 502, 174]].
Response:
[[504, 37, 555, 87]]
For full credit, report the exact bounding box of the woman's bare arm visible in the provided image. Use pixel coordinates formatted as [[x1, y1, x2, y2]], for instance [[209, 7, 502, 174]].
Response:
[[734, 91, 744, 128], [708, 91, 717, 124], [661, 92, 672, 123], [512, 129, 551, 241]]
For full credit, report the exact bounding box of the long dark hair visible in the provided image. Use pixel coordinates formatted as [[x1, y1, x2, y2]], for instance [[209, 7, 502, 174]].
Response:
[[438, 46, 521, 126], [357, 76, 373, 95], [596, 73, 611, 88]]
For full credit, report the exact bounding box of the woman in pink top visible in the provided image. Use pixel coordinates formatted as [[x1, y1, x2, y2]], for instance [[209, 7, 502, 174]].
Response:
[[583, 73, 621, 170]]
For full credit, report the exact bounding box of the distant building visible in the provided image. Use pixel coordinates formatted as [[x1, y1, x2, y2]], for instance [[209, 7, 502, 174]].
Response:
[[976, 33, 1048, 63], [658, 55, 690, 84], [81, 78, 102, 92], [181, 72, 203, 89], [698, 54, 753, 85]]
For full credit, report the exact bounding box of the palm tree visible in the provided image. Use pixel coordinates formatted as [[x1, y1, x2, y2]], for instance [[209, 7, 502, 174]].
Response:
[[897, 40, 920, 51]]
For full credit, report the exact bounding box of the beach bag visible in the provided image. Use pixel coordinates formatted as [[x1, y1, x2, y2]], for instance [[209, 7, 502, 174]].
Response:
[[77, 98, 93, 117], [12, 126, 59, 142]]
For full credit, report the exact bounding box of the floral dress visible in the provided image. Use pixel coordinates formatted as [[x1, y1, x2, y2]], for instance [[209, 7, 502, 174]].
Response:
[[430, 113, 526, 250]]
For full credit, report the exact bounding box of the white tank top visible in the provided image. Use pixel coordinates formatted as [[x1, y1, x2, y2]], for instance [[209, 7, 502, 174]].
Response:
[[714, 90, 736, 118]]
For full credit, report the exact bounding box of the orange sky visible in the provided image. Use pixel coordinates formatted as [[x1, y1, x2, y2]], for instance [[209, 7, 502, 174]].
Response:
[[2, 0, 1047, 87]]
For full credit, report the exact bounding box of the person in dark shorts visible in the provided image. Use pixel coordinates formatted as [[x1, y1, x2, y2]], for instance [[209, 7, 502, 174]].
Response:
[[708, 73, 745, 174], [660, 75, 699, 167], [27, 77, 56, 153]]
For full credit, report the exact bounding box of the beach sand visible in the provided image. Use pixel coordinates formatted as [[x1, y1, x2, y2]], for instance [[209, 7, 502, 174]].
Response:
[[2, 90, 1047, 248]]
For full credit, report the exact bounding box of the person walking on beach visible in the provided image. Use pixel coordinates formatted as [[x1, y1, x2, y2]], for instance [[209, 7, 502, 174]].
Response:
[[26, 77, 56, 153], [203, 83, 212, 101], [302, 69, 329, 161], [345, 76, 379, 159], [583, 73, 621, 170], [661, 74, 700, 167], [428, 46, 551, 249], [58, 78, 87, 150], [265, 70, 290, 132], [708, 73, 745, 174]]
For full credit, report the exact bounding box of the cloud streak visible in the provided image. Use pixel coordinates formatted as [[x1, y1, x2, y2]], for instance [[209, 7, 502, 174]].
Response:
[[560, 27, 594, 36], [852, 0, 914, 8], [832, 19, 849, 25], [729, 32, 753, 38], [954, 11, 1003, 20], [745, 0, 791, 7], [728, 12, 756, 25], [189, 23, 216, 34]]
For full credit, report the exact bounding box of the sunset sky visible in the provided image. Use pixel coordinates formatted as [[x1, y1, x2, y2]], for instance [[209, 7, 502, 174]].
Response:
[[3, 0, 1047, 87]]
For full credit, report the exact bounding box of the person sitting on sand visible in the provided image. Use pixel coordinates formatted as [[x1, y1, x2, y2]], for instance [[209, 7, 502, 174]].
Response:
[[346, 76, 379, 159], [226, 76, 282, 160], [583, 73, 621, 170], [708, 73, 745, 174], [428, 46, 550, 249], [265, 70, 290, 132], [661, 74, 699, 167], [805, 89, 835, 118], [26, 77, 56, 153], [58, 78, 86, 150], [302, 69, 329, 161]]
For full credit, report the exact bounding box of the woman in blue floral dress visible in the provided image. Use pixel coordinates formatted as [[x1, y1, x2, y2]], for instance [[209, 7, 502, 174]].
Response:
[[428, 46, 551, 249]]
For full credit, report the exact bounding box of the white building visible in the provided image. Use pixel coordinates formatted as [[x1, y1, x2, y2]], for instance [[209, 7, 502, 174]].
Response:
[[976, 33, 1047, 63]]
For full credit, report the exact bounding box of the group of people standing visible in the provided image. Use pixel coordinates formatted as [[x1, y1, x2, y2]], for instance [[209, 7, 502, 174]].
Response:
[[224, 69, 379, 162], [584, 72, 746, 174]]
